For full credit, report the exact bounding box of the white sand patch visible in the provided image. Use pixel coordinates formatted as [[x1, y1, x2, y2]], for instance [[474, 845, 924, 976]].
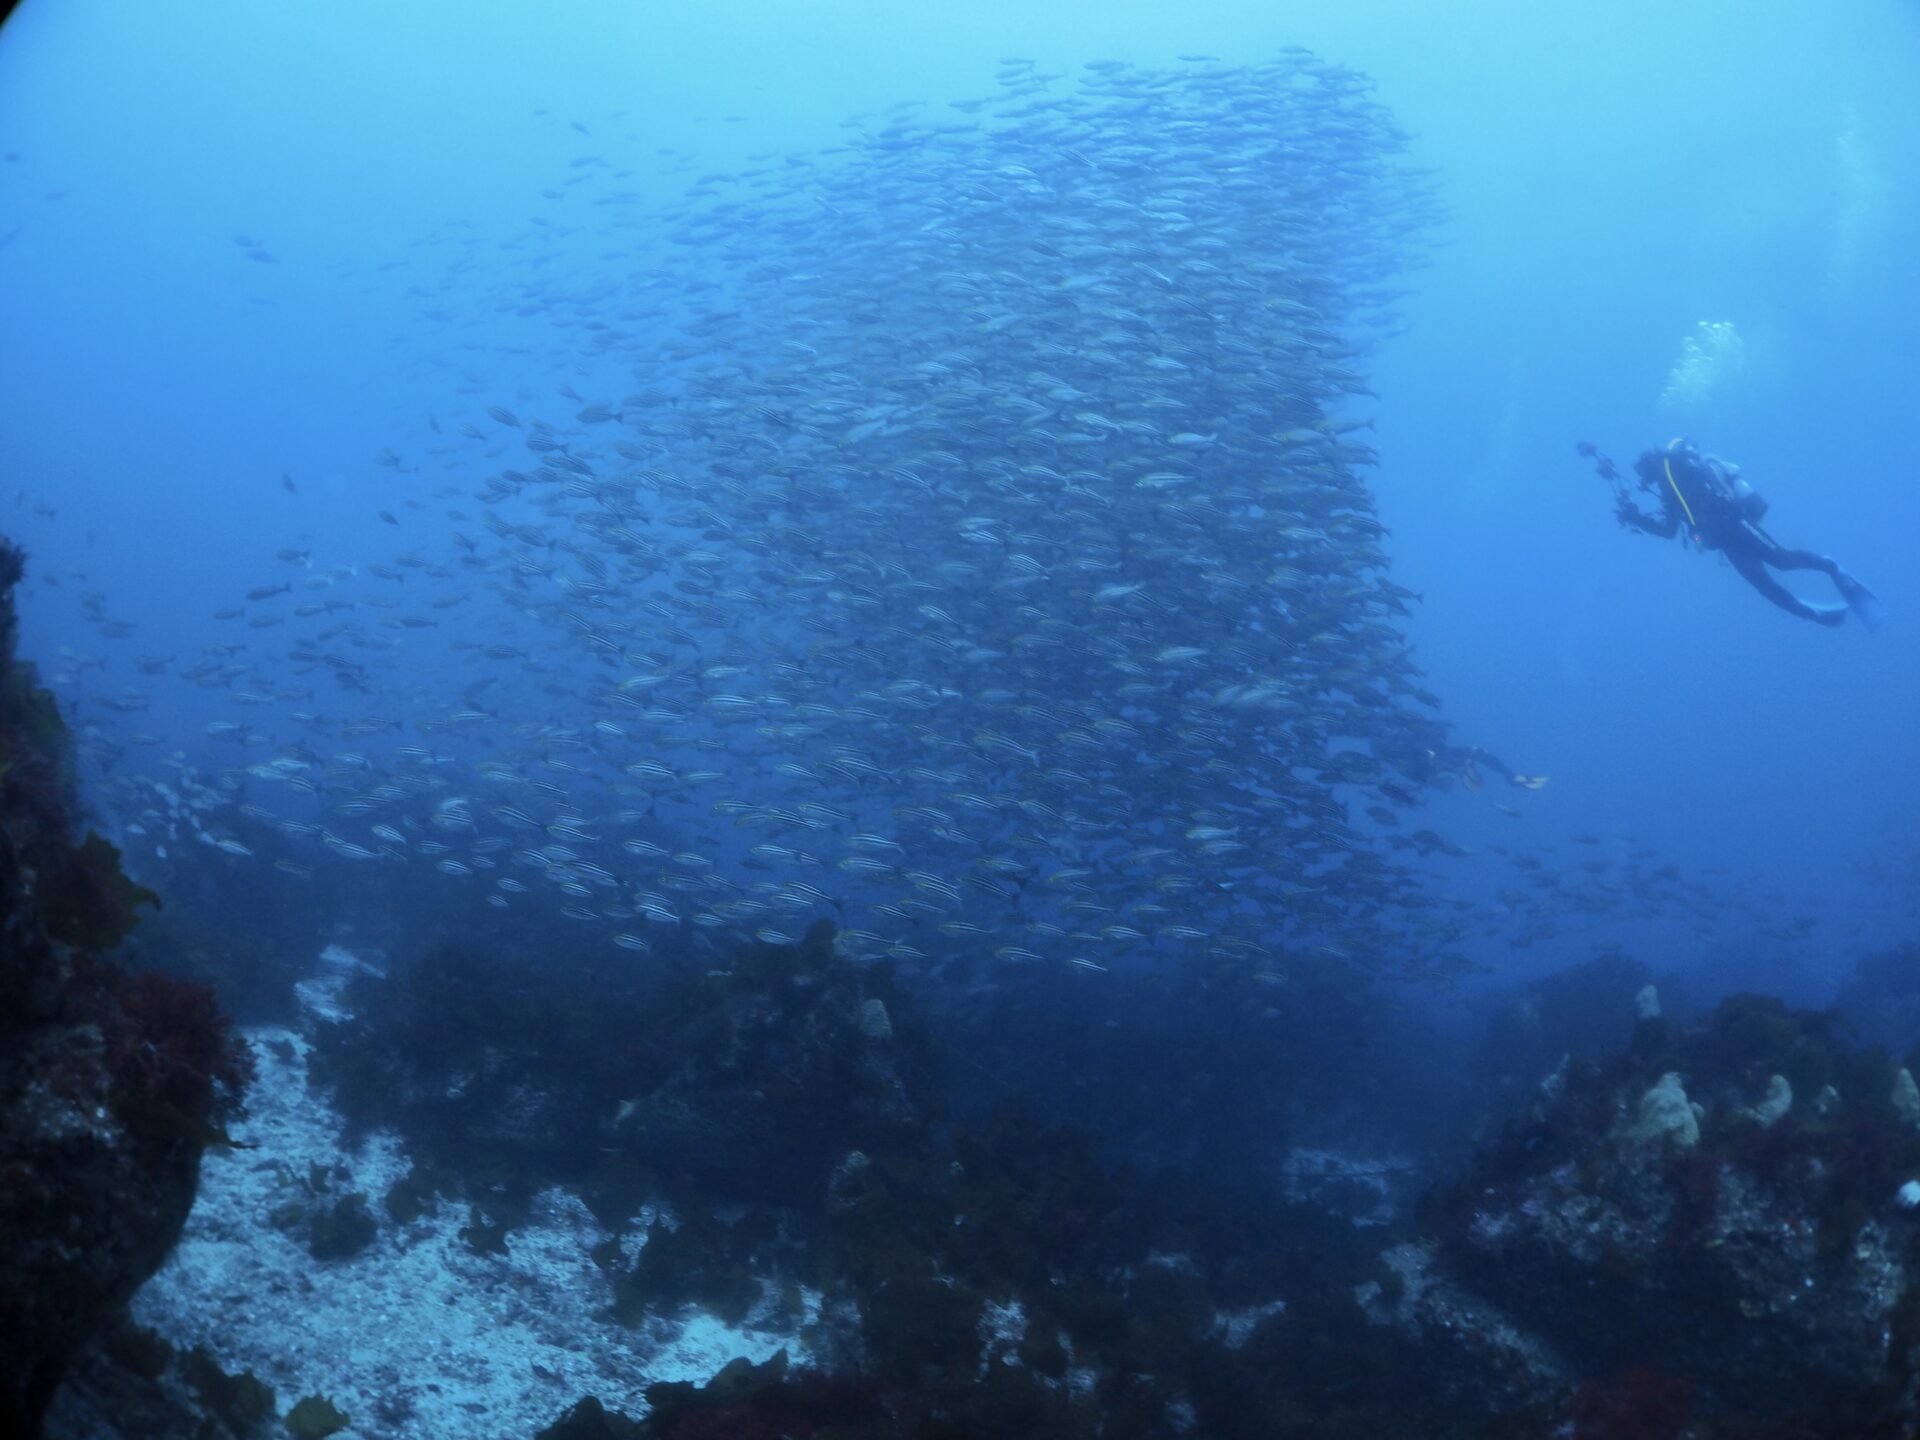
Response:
[[128, 1021, 803, 1439]]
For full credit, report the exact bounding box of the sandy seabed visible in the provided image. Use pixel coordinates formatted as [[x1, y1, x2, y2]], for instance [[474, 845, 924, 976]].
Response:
[[89, 969, 805, 1440]]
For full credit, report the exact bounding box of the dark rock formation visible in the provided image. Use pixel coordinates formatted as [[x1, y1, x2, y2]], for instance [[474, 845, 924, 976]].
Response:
[[310, 918, 928, 1212], [608, 922, 923, 1202], [0, 536, 250, 1435]]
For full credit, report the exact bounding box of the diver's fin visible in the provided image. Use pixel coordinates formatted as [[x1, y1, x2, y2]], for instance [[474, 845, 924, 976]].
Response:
[[1835, 571, 1888, 632]]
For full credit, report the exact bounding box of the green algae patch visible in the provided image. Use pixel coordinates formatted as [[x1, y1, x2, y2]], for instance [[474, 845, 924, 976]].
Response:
[[307, 1193, 378, 1261], [43, 831, 161, 953], [181, 1344, 276, 1431], [285, 1392, 350, 1437]]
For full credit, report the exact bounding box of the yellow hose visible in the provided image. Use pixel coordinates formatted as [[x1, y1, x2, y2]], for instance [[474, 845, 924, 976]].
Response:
[[1662, 455, 1698, 533]]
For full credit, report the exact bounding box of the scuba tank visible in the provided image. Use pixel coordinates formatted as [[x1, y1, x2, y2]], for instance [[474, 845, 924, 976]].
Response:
[[1708, 456, 1768, 523]]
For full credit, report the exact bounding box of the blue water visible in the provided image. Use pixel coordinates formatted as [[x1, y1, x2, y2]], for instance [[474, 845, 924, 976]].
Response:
[[4, 0, 1919, 1014]]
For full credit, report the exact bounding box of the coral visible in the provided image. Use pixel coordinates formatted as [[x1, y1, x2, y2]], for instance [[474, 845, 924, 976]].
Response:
[[103, 970, 254, 1128], [1893, 1068, 1920, 1126], [1744, 1073, 1793, 1128], [1622, 1072, 1699, 1148]]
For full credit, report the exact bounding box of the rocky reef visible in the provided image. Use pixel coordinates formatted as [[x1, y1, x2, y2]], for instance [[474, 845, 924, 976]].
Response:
[[0, 536, 251, 1436], [1390, 992, 1920, 1435], [42, 831, 1920, 1438], [509, 977, 1920, 1437]]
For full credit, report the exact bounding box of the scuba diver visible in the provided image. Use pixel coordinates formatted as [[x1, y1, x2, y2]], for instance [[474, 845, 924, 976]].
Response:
[[1578, 437, 1886, 631]]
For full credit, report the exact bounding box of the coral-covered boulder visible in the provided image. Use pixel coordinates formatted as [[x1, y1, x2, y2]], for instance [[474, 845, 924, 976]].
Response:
[[1410, 996, 1920, 1425]]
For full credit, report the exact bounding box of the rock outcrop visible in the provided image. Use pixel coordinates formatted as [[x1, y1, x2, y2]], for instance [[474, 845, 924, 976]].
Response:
[[0, 537, 250, 1435]]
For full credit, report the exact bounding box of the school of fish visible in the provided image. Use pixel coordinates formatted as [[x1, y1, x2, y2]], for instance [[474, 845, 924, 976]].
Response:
[[41, 52, 1822, 983]]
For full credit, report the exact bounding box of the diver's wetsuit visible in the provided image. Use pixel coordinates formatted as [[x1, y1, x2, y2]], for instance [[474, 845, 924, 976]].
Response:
[[1617, 443, 1852, 626]]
